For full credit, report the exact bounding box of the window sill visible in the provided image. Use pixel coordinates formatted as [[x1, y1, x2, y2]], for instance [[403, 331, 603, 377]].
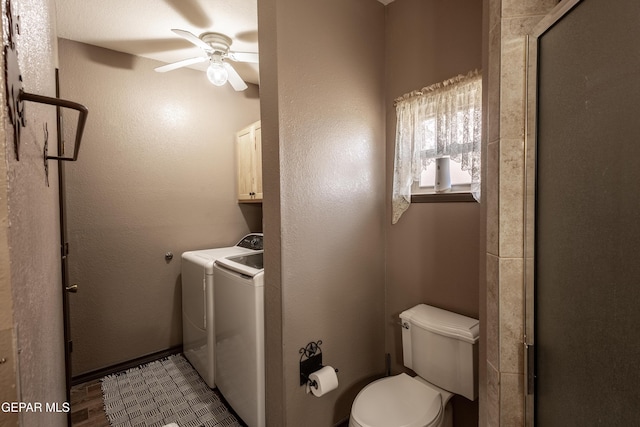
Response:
[[411, 192, 477, 203]]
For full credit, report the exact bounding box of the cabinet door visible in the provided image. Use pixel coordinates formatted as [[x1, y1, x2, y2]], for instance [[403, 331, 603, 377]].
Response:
[[236, 126, 256, 201], [253, 124, 263, 200]]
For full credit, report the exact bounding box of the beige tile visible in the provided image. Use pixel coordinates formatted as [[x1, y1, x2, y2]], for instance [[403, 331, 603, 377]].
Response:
[[486, 254, 500, 368], [499, 15, 556, 142], [502, 14, 553, 38], [499, 33, 526, 141], [486, 69, 501, 145], [481, 2, 560, 426], [502, 0, 560, 19], [499, 138, 525, 258], [500, 372, 524, 426], [486, 362, 500, 427], [486, 2, 502, 144], [486, 141, 499, 256], [489, 0, 501, 25], [499, 258, 524, 374]]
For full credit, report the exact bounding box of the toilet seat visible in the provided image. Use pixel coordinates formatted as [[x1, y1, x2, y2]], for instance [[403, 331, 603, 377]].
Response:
[[350, 373, 443, 427]]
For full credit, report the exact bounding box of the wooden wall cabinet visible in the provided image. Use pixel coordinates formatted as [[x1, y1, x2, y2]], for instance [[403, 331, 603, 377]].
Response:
[[236, 120, 262, 202]]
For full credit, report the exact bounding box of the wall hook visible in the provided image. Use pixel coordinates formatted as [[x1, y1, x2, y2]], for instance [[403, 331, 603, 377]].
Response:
[[20, 90, 88, 162], [3, 0, 88, 162]]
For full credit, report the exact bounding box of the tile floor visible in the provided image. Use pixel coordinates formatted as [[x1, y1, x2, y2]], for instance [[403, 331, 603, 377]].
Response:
[[70, 379, 110, 427]]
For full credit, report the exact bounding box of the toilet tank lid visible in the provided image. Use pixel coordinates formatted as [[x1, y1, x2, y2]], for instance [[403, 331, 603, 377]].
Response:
[[400, 304, 479, 344]]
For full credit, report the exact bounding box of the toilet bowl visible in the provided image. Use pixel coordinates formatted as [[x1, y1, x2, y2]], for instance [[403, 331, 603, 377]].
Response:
[[349, 373, 452, 427], [349, 304, 479, 427]]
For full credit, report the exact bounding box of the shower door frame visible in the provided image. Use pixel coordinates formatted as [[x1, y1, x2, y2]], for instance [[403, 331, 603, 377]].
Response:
[[524, 0, 584, 425]]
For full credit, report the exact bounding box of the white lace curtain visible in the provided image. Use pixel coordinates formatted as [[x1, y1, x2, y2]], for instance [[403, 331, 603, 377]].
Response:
[[392, 71, 482, 224]]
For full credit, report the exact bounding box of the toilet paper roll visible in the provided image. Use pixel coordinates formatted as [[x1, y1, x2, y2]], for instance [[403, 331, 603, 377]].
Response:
[[309, 366, 339, 397]]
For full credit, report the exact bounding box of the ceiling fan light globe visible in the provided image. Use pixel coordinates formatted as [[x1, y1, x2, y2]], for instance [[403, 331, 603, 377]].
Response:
[[207, 61, 228, 86]]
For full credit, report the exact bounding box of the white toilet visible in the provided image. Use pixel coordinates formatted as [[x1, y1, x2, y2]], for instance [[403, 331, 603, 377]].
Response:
[[349, 304, 479, 427]]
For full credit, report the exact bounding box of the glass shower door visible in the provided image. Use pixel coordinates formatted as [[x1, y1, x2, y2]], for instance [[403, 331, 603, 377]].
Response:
[[526, 0, 640, 424]]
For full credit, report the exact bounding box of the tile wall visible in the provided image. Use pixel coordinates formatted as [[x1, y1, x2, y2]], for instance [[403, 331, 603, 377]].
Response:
[[484, 0, 560, 425]]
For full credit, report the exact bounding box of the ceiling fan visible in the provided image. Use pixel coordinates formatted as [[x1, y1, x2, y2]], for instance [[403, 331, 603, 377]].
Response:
[[154, 29, 259, 91]]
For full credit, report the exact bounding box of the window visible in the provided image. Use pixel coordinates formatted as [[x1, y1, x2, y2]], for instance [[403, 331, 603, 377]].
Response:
[[414, 155, 472, 193], [392, 71, 481, 224]]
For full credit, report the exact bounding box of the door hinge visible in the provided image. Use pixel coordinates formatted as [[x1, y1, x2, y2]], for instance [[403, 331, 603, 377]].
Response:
[[61, 242, 69, 259], [525, 343, 535, 395]]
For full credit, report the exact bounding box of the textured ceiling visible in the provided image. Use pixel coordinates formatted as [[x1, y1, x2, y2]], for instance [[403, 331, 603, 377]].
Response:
[[56, 0, 261, 84], [55, 0, 393, 85]]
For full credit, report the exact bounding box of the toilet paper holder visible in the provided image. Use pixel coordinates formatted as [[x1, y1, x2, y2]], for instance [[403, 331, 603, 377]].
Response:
[[299, 340, 338, 387]]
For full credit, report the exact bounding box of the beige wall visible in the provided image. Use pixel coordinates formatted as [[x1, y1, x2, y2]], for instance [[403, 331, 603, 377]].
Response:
[[259, 0, 386, 425], [57, 39, 262, 375], [483, 0, 559, 425], [0, 0, 67, 425], [385, 0, 483, 424], [0, 1, 568, 426]]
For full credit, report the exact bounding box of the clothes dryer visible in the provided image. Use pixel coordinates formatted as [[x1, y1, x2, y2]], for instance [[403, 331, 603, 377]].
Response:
[[181, 233, 262, 388]]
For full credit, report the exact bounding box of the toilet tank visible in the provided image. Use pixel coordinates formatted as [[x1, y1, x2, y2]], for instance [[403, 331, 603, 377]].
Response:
[[400, 304, 479, 401]]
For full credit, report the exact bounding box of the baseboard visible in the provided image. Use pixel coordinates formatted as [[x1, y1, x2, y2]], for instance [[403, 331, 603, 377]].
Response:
[[71, 345, 183, 386]]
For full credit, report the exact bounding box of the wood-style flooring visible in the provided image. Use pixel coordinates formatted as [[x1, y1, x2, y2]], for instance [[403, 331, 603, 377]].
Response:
[[70, 379, 110, 426]]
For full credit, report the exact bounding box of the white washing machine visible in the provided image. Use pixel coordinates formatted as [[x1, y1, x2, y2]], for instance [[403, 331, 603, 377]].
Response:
[[213, 252, 265, 427], [181, 233, 263, 388]]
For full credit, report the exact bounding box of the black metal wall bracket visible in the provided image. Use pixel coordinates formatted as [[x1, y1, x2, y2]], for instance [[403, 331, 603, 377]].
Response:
[[299, 340, 339, 391], [300, 340, 338, 387], [299, 340, 323, 386], [3, 0, 88, 162], [21, 90, 88, 162]]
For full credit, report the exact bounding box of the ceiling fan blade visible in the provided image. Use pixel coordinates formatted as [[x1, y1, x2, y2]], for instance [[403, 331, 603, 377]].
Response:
[[164, 0, 212, 28], [172, 29, 211, 51], [224, 62, 248, 91], [227, 51, 259, 64], [154, 56, 208, 73]]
